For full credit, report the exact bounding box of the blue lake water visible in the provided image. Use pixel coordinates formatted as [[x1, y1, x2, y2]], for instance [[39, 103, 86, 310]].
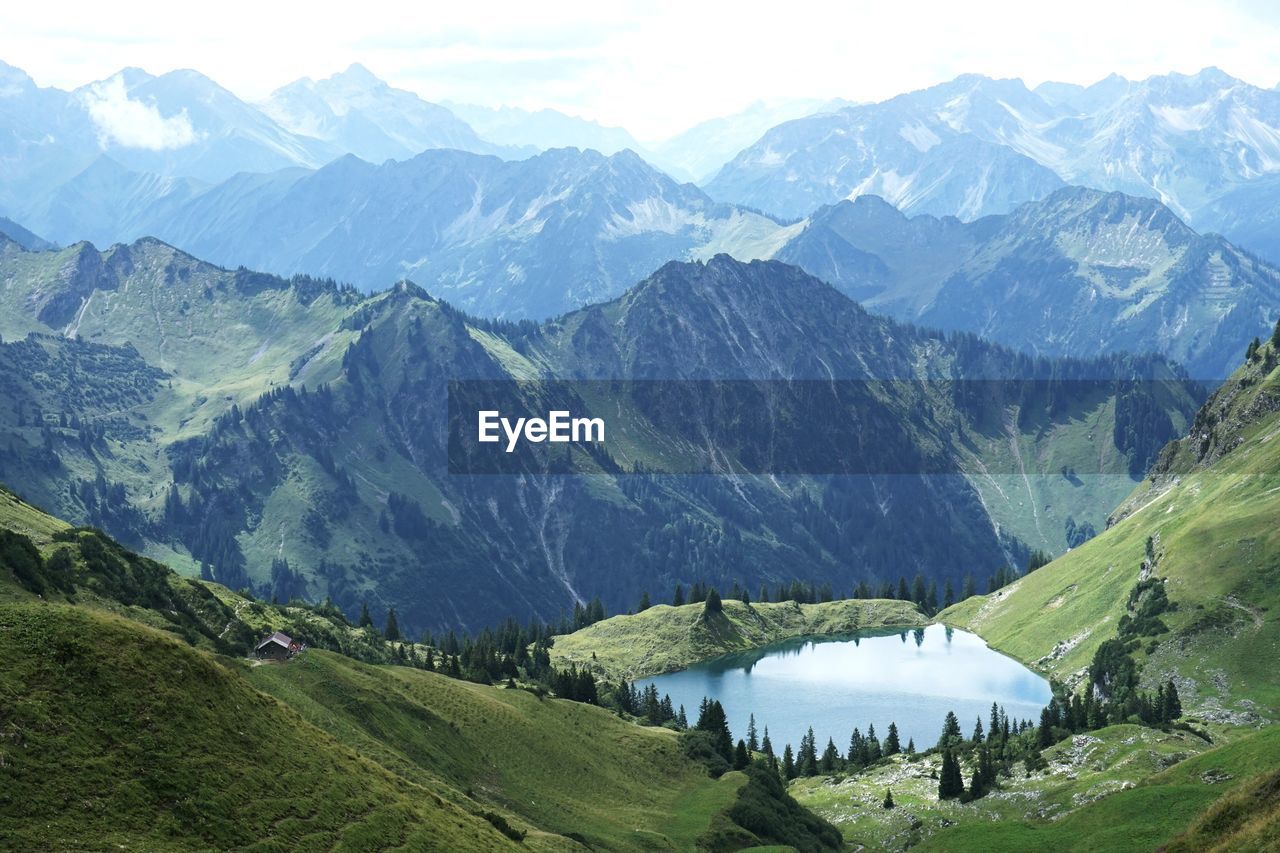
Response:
[[636, 624, 1051, 755]]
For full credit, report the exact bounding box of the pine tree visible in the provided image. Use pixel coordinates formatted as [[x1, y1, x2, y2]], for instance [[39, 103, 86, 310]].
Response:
[[384, 607, 402, 641], [943, 579, 955, 608], [938, 749, 964, 799], [673, 583, 685, 606], [866, 724, 882, 761], [962, 575, 975, 599], [358, 601, 374, 628], [885, 722, 901, 756], [883, 788, 895, 809], [704, 587, 723, 615], [799, 727, 819, 777], [1037, 706, 1057, 749], [747, 714, 760, 752], [906, 738, 916, 755], [971, 717, 984, 744], [820, 737, 841, 773], [1163, 679, 1182, 721], [734, 739, 750, 770], [638, 590, 651, 611], [1272, 318, 1280, 349], [696, 699, 734, 763], [783, 744, 796, 779], [761, 728, 774, 761], [939, 711, 962, 748]]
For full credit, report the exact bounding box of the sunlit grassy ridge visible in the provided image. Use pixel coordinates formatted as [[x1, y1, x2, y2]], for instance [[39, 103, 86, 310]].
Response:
[[0, 604, 516, 851], [549, 597, 927, 680], [249, 652, 747, 851], [917, 724, 1280, 852]]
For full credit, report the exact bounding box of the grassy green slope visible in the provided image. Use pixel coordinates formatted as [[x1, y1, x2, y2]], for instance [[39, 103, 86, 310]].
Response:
[[249, 652, 746, 851], [941, 348, 1280, 718], [918, 724, 1280, 852], [0, 603, 515, 852], [550, 598, 927, 680], [0, 487, 806, 851]]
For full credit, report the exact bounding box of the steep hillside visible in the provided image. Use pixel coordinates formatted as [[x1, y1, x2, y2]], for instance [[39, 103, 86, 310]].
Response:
[[943, 334, 1280, 720], [0, 242, 1201, 633], [778, 188, 1280, 379], [0, 488, 839, 851]]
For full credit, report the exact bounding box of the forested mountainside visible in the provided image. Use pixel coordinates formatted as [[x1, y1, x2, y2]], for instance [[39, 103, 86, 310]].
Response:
[[0, 236, 1200, 634]]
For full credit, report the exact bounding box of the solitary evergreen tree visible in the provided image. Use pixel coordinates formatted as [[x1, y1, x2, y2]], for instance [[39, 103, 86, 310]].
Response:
[[1037, 706, 1057, 749], [885, 722, 901, 756], [883, 788, 895, 809], [938, 749, 965, 799], [638, 590, 651, 611], [783, 743, 797, 779], [939, 711, 962, 748], [820, 737, 841, 773], [734, 739, 750, 770], [673, 583, 685, 606], [866, 724, 882, 761], [747, 714, 760, 752], [971, 717, 984, 744], [906, 738, 916, 755], [384, 607, 402, 641], [761, 728, 774, 762], [704, 587, 723, 615], [358, 601, 374, 629], [1163, 679, 1182, 721]]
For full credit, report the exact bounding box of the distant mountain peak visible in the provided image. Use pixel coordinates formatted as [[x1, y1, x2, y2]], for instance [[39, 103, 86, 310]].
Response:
[[335, 62, 381, 84]]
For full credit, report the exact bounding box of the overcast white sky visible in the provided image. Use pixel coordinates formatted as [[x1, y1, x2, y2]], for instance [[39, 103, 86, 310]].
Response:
[[3, 0, 1279, 141]]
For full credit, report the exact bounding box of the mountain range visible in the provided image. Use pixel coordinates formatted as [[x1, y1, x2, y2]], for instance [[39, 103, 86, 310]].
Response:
[[778, 187, 1280, 378], [0, 238, 1199, 632], [23, 140, 1273, 377], [707, 68, 1280, 265]]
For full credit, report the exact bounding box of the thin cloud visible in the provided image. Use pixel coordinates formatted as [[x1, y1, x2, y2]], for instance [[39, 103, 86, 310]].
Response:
[[81, 75, 200, 150]]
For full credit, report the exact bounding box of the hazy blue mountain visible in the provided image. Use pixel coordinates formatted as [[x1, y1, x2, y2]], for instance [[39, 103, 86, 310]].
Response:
[[0, 216, 54, 251], [445, 102, 639, 158], [707, 69, 1280, 264], [71, 68, 340, 183], [82, 147, 798, 318], [778, 187, 1280, 378], [0, 60, 101, 214], [27, 156, 206, 249], [705, 75, 1067, 220], [649, 99, 853, 183], [262, 64, 515, 162]]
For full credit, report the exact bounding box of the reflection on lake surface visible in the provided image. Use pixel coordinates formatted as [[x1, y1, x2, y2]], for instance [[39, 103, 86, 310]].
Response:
[[636, 624, 1051, 754]]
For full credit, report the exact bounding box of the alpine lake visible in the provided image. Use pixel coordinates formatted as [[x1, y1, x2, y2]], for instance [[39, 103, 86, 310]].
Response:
[[636, 624, 1052, 754]]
